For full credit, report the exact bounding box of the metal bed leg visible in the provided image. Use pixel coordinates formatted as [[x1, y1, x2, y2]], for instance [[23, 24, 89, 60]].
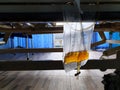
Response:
[[16, 36, 21, 48], [26, 35, 29, 60], [11, 38, 16, 55], [11, 38, 13, 48], [31, 38, 34, 55]]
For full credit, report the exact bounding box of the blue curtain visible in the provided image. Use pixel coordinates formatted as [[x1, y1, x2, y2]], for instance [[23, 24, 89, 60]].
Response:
[[0, 38, 11, 49], [111, 32, 120, 48], [92, 32, 120, 49], [32, 34, 53, 48], [0, 34, 53, 49], [92, 32, 110, 49], [1, 32, 119, 49]]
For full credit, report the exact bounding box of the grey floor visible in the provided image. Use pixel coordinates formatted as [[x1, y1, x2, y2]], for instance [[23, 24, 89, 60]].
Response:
[[0, 51, 116, 90], [0, 70, 115, 90]]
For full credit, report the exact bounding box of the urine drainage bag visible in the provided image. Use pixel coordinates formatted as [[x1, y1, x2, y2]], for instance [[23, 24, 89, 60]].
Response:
[[63, 22, 95, 74]]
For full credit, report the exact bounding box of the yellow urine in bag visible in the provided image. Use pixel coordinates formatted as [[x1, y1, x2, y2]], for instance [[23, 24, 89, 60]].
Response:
[[64, 50, 89, 64]]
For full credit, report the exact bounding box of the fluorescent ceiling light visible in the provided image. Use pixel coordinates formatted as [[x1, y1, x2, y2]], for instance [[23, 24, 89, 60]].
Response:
[[56, 22, 64, 26], [0, 41, 5, 45]]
